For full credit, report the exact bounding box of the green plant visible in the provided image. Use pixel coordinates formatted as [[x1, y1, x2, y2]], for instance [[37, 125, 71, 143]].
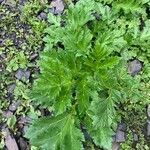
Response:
[[21, 0, 43, 22], [25, 0, 149, 149], [121, 129, 149, 150], [6, 51, 28, 72]]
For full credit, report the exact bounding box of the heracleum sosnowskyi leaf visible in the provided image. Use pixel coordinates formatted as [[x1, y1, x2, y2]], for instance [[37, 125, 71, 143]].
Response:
[[25, 112, 84, 150], [26, 0, 149, 149]]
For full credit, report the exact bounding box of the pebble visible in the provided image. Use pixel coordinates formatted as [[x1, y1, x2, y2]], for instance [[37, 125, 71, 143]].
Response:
[[3, 110, 13, 118], [133, 133, 138, 141], [9, 101, 20, 112], [147, 105, 150, 118], [38, 12, 47, 20], [115, 123, 126, 142], [51, 0, 64, 15], [18, 0, 27, 5], [30, 53, 38, 61], [18, 137, 29, 150], [22, 125, 28, 135], [115, 130, 126, 142], [0, 0, 4, 3], [128, 59, 142, 76], [5, 135, 19, 150], [147, 121, 150, 136], [18, 116, 32, 125], [7, 83, 16, 94], [15, 69, 30, 81], [112, 142, 120, 150], [117, 123, 126, 131], [0, 38, 4, 46], [2, 128, 19, 150]]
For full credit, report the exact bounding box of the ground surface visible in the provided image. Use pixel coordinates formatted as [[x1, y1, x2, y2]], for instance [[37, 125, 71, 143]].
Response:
[[0, 0, 150, 150]]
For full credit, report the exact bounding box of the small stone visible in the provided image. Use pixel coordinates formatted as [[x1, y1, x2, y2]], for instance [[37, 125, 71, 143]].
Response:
[[0, 53, 5, 59], [5, 135, 19, 150], [48, 7, 55, 14], [24, 70, 30, 80], [112, 142, 120, 150], [30, 53, 38, 61], [9, 101, 20, 112], [18, 137, 28, 150], [147, 121, 150, 136], [115, 130, 126, 142], [15, 69, 24, 80], [3, 110, 13, 118], [38, 12, 47, 20], [7, 83, 16, 94], [51, 0, 64, 15], [128, 59, 142, 76], [15, 69, 30, 81], [18, 116, 32, 125], [18, 0, 27, 5], [133, 133, 138, 141], [0, 0, 4, 3], [118, 123, 126, 132], [22, 125, 28, 135], [0, 38, 4, 46], [147, 105, 150, 118], [3, 128, 19, 150]]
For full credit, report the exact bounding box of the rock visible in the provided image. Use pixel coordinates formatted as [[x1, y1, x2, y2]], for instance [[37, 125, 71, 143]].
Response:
[[0, 38, 4, 46], [147, 105, 150, 118], [0, 53, 5, 59], [18, 0, 27, 5], [115, 123, 126, 142], [51, 0, 64, 14], [5, 135, 19, 150], [3, 110, 13, 118], [48, 7, 56, 14], [15, 69, 24, 80], [3, 128, 19, 150], [15, 69, 30, 81], [128, 59, 142, 76], [118, 123, 126, 132], [7, 83, 16, 94], [38, 12, 47, 20], [30, 53, 38, 61], [18, 117, 32, 135], [22, 125, 28, 135], [115, 130, 126, 142], [0, 0, 4, 4], [3, 0, 16, 6], [9, 101, 20, 112], [24, 70, 30, 80], [7, 84, 15, 100], [133, 133, 138, 141], [18, 137, 29, 150], [147, 121, 150, 136], [112, 142, 120, 150], [18, 116, 32, 125]]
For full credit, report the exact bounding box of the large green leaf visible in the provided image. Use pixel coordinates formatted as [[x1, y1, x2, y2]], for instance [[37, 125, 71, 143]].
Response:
[[25, 113, 84, 150], [89, 90, 118, 149]]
